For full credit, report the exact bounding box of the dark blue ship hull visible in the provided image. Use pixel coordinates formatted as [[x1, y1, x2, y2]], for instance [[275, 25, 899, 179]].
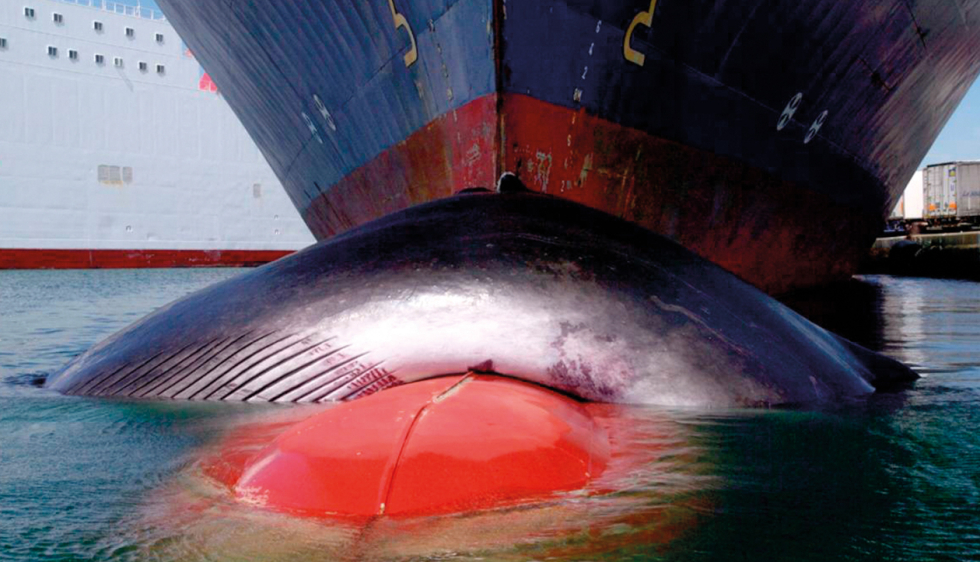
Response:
[[157, 0, 980, 293]]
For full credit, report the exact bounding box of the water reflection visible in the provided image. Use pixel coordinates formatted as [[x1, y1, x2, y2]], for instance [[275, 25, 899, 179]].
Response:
[[124, 397, 980, 561], [119, 403, 712, 560], [781, 275, 980, 383], [3, 271, 980, 560]]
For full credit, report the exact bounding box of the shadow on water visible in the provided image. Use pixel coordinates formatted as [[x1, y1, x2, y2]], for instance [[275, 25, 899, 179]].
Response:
[[778, 277, 888, 352]]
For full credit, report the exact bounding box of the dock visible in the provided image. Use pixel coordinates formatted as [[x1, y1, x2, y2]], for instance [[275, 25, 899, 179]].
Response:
[[865, 231, 980, 280]]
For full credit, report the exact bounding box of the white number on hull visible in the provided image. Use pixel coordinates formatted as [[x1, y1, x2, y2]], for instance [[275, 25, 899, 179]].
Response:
[[624, 0, 658, 66], [387, 0, 418, 67], [302, 112, 324, 144], [776, 92, 803, 131], [313, 94, 337, 131], [804, 110, 828, 144]]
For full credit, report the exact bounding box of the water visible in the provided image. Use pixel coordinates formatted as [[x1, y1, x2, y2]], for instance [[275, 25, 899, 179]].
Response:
[[1, 270, 978, 561]]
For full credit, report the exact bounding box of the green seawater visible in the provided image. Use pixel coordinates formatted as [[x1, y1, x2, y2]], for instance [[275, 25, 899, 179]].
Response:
[[1, 269, 978, 561]]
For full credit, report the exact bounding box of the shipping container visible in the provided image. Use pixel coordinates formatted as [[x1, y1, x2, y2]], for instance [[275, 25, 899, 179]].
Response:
[[923, 162, 980, 225], [889, 170, 924, 220]]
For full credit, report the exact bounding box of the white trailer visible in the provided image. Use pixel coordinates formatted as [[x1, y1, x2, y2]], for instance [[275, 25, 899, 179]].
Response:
[[923, 162, 980, 226], [890, 169, 924, 220]]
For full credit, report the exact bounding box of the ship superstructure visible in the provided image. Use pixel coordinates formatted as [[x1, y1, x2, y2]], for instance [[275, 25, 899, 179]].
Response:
[[0, 0, 314, 268]]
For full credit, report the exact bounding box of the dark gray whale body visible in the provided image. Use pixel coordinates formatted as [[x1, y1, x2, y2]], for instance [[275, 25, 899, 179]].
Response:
[[47, 192, 916, 407]]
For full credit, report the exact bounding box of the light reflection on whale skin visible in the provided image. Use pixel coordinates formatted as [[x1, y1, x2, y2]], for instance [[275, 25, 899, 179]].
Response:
[[47, 193, 916, 408]]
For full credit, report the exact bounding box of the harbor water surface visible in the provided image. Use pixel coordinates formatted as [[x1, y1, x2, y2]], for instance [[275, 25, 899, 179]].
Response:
[[1, 269, 978, 561]]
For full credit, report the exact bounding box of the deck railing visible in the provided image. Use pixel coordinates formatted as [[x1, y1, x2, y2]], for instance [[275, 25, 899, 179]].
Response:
[[53, 0, 166, 21]]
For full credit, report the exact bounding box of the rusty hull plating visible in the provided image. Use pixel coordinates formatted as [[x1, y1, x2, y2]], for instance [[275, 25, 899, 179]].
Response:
[[154, 0, 980, 293]]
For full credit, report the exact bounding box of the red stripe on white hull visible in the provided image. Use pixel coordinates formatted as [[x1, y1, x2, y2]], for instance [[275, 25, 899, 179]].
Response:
[[0, 249, 294, 269]]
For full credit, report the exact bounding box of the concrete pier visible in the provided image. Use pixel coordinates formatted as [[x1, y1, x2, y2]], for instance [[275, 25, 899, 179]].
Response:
[[865, 231, 980, 280]]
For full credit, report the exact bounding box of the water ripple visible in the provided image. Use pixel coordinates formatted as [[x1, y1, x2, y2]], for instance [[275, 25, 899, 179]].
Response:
[[1, 271, 980, 560]]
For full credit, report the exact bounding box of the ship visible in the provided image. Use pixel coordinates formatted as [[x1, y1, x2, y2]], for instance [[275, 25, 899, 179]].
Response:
[[0, 0, 314, 269], [144, 0, 980, 294], [141, 0, 980, 294]]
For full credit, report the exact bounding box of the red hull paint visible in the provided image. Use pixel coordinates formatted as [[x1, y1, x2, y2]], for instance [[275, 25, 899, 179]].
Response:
[[304, 94, 499, 239], [305, 94, 878, 295], [500, 94, 879, 295], [0, 249, 294, 269]]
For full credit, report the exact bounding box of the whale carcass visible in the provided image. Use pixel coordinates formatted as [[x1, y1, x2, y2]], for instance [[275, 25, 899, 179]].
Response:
[[47, 190, 916, 408]]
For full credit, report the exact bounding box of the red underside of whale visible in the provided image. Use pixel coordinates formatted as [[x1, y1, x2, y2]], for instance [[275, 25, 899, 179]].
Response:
[[202, 374, 612, 519]]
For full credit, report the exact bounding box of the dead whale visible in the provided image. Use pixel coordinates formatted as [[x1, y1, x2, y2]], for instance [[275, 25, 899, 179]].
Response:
[[46, 191, 916, 408]]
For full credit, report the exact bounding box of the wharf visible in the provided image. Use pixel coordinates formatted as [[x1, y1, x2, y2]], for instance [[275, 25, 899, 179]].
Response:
[[865, 231, 980, 280]]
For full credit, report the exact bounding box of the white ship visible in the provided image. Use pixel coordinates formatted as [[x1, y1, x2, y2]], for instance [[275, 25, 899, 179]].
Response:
[[0, 0, 314, 268]]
